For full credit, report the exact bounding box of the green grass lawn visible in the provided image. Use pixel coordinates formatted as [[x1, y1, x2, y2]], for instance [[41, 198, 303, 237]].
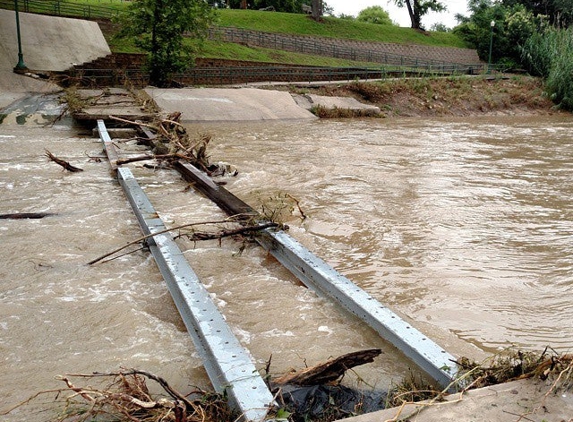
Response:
[[4, 0, 470, 65], [216, 9, 467, 48], [45, 0, 467, 49], [197, 40, 388, 67]]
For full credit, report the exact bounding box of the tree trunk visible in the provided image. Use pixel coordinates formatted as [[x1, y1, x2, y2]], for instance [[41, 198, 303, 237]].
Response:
[[404, 0, 421, 29], [149, 0, 165, 87], [311, 0, 322, 20]]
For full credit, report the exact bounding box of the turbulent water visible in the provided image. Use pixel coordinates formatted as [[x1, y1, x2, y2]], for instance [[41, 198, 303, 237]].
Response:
[[1, 113, 572, 420]]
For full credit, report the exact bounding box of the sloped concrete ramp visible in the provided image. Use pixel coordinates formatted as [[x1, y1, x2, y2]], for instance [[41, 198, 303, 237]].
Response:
[[0, 9, 110, 72], [146, 87, 317, 122], [0, 9, 110, 108]]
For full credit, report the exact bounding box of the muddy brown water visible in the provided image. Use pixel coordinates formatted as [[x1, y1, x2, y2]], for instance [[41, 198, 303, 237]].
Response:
[[1, 114, 572, 420]]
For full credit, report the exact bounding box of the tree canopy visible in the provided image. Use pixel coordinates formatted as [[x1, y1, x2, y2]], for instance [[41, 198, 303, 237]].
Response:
[[223, 0, 327, 15], [356, 6, 394, 25], [119, 0, 215, 87], [454, 0, 542, 67], [498, 0, 573, 27]]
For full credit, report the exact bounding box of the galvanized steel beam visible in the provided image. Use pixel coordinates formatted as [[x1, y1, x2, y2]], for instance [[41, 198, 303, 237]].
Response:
[[255, 230, 458, 389], [174, 160, 460, 389], [116, 167, 275, 421], [97, 121, 275, 421], [96, 119, 119, 171]]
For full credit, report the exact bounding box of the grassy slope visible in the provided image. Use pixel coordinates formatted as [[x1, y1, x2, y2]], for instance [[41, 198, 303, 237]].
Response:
[[62, 0, 469, 65], [216, 9, 467, 48]]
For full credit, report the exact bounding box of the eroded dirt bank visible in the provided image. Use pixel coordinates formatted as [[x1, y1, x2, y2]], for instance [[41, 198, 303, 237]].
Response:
[[282, 76, 560, 118]]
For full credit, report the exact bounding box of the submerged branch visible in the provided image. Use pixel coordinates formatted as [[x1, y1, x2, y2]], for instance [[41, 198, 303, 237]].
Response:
[[87, 218, 278, 265], [45, 149, 83, 172]]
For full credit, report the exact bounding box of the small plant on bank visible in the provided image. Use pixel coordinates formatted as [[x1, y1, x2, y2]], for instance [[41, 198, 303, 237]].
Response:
[[311, 105, 381, 118]]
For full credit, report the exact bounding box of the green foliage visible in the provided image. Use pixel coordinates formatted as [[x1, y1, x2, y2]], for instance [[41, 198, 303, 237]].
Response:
[[501, 0, 573, 27], [118, 0, 216, 87], [454, 0, 541, 67], [252, 0, 302, 13], [356, 6, 394, 26], [522, 27, 573, 110], [430, 22, 450, 32]]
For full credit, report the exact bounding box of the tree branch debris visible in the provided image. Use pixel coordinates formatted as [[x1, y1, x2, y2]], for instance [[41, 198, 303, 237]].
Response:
[[87, 218, 280, 265], [108, 113, 234, 178], [45, 149, 83, 172]]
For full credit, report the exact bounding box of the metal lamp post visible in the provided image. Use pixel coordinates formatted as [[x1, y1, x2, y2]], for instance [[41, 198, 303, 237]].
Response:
[[13, 0, 28, 72], [487, 20, 495, 74]]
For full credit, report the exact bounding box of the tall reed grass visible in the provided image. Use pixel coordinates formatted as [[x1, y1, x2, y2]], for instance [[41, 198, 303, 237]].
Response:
[[522, 27, 573, 110]]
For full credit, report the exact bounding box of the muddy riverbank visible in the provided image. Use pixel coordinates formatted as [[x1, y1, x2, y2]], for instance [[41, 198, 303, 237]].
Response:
[[275, 75, 559, 118]]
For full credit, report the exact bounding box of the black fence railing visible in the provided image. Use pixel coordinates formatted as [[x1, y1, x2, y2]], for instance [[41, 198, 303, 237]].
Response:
[[0, 0, 123, 19], [60, 63, 489, 88]]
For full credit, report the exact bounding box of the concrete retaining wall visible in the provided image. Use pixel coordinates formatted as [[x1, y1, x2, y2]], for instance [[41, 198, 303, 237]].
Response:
[[0, 9, 110, 72]]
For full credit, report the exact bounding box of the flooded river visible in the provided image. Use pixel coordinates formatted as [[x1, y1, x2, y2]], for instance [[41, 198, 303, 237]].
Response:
[[1, 114, 572, 420]]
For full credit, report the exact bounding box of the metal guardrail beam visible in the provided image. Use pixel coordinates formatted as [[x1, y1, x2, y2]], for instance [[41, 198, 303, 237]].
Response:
[[256, 230, 458, 389], [173, 161, 460, 390], [96, 119, 119, 171], [97, 122, 275, 422]]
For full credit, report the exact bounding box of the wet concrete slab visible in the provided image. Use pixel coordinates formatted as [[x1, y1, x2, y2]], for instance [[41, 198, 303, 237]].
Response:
[[0, 93, 70, 126], [73, 89, 156, 123], [339, 379, 573, 422], [0, 10, 109, 110], [145, 87, 317, 122], [293, 93, 381, 114]]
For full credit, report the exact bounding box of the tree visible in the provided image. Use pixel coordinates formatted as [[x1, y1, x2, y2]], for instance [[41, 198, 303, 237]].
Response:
[[356, 5, 393, 25], [454, 0, 541, 67], [119, 0, 215, 87], [310, 0, 322, 19], [430, 22, 450, 32], [500, 0, 573, 27], [394, 0, 446, 29]]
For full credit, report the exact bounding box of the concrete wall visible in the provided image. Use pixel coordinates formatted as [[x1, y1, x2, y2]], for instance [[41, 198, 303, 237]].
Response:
[[0, 9, 110, 72]]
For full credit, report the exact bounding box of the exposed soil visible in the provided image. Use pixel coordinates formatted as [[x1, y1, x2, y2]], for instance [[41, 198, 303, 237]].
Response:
[[286, 75, 561, 118]]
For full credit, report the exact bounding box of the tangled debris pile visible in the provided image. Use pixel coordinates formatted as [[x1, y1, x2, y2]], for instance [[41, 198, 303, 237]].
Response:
[[3, 369, 236, 422], [110, 112, 236, 179], [386, 347, 573, 410], [456, 348, 573, 390]]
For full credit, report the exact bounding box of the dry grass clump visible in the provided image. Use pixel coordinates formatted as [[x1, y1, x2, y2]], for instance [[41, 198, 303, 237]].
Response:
[[387, 348, 573, 409], [311, 104, 380, 118], [386, 371, 442, 408], [457, 348, 573, 389]]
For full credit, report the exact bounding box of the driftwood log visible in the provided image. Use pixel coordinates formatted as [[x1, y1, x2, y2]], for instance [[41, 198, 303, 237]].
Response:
[[45, 149, 83, 172], [273, 349, 383, 386], [0, 212, 55, 219]]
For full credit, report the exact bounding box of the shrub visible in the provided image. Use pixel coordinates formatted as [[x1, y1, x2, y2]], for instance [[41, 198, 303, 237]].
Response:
[[522, 26, 573, 110]]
